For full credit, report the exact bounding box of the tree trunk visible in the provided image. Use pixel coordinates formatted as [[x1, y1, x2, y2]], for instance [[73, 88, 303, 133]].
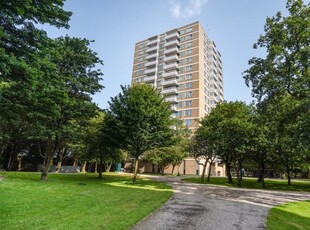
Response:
[[105, 161, 112, 172], [40, 139, 55, 181], [132, 159, 139, 182], [55, 147, 66, 173], [201, 161, 207, 182], [17, 154, 23, 172], [95, 161, 98, 173], [73, 158, 78, 167], [7, 149, 14, 170], [81, 160, 87, 173], [226, 161, 233, 184], [237, 161, 242, 187], [98, 156, 103, 179], [177, 164, 180, 176], [171, 165, 175, 175], [207, 160, 213, 182], [151, 164, 155, 173], [286, 164, 291, 186], [261, 161, 266, 188]]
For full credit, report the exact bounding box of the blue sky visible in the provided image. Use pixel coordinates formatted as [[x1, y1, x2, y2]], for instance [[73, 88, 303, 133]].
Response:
[[44, 0, 301, 109]]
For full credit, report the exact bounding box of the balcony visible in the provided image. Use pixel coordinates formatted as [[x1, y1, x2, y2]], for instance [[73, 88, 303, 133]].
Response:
[[162, 79, 178, 86], [146, 53, 157, 60], [171, 105, 177, 111], [165, 32, 179, 40], [165, 39, 179, 48], [163, 71, 178, 78], [162, 87, 178, 95], [145, 60, 157, 67], [147, 39, 158, 46], [145, 68, 156, 75], [164, 47, 179, 55], [143, 75, 155, 82], [165, 96, 178, 103], [146, 46, 157, 53], [164, 62, 178, 71], [164, 54, 178, 62]]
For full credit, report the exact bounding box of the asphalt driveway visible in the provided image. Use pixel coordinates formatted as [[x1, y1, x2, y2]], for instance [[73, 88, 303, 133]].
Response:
[[131, 175, 310, 230]]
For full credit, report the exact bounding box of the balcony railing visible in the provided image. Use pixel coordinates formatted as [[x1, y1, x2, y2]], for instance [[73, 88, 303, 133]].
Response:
[[165, 39, 179, 47], [162, 79, 178, 86], [164, 62, 178, 71], [146, 53, 157, 60], [145, 68, 156, 75], [146, 46, 157, 53], [165, 32, 179, 40], [145, 60, 157, 67], [147, 39, 158, 46], [162, 87, 178, 94], [164, 47, 179, 55], [165, 96, 178, 103], [163, 71, 178, 78], [143, 76, 155, 82], [164, 54, 178, 62]]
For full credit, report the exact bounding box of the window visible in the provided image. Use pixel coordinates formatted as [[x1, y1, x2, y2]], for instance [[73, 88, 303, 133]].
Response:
[[177, 111, 183, 117], [180, 44, 185, 49], [180, 30, 185, 35], [136, 70, 144, 76], [179, 67, 184, 74], [186, 65, 192, 71], [178, 93, 183, 99], [184, 119, 192, 126], [178, 84, 183, 90], [179, 59, 184, 65], [158, 64, 163, 70], [179, 51, 184, 57], [180, 37, 185, 42], [139, 50, 144, 55], [185, 91, 192, 98], [187, 42, 192, 48], [185, 27, 192, 33], [186, 57, 192, 63], [138, 57, 144, 62], [185, 82, 192, 88], [185, 100, 192, 107], [178, 102, 183, 108], [160, 43, 164, 48], [139, 43, 145, 49], [186, 49, 192, 55], [185, 110, 192, 116], [137, 63, 143, 69], [186, 74, 192, 80], [178, 75, 184, 82], [186, 34, 192, 40]]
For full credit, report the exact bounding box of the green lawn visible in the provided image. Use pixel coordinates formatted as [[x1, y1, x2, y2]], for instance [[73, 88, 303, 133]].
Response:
[[267, 200, 310, 230], [183, 177, 310, 192], [0, 172, 172, 230]]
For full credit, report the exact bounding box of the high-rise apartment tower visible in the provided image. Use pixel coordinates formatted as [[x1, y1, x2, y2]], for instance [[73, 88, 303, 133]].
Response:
[[131, 21, 224, 131]]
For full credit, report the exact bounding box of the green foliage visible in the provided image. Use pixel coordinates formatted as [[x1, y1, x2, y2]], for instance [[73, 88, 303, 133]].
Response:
[[0, 172, 172, 229], [243, 0, 310, 185], [103, 84, 175, 181], [199, 101, 256, 185], [267, 200, 310, 230]]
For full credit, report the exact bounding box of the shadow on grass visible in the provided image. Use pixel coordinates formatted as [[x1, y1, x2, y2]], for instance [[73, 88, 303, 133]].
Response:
[[183, 177, 310, 193], [267, 200, 310, 230]]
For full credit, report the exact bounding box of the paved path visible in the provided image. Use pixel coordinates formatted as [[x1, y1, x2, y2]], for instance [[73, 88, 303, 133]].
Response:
[[131, 175, 310, 230]]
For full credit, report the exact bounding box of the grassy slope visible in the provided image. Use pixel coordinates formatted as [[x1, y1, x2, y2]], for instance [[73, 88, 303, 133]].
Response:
[[267, 200, 310, 230], [183, 177, 310, 192], [0, 172, 172, 230]]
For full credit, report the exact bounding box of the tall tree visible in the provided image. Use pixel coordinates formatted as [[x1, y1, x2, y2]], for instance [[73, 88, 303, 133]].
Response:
[[201, 101, 255, 185], [103, 84, 174, 182], [243, 0, 309, 185]]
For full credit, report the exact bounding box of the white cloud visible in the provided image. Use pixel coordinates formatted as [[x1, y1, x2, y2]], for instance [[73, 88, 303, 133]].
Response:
[[170, 0, 208, 19]]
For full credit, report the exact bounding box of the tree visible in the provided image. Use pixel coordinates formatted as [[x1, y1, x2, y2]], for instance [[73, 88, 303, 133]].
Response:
[[0, 0, 72, 170], [243, 0, 309, 185], [103, 84, 175, 182], [190, 126, 216, 182], [201, 101, 255, 186]]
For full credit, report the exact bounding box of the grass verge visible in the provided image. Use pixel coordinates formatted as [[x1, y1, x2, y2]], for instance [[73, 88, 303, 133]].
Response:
[[0, 172, 172, 230], [183, 177, 310, 192], [267, 200, 310, 230]]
